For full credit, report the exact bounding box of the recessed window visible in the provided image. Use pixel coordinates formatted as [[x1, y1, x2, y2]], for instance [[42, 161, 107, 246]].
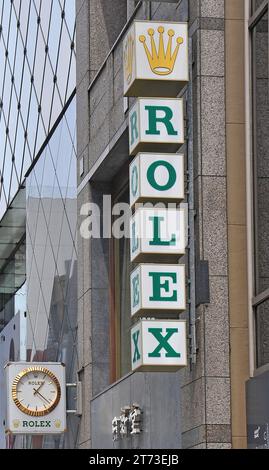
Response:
[[250, 3, 269, 368]]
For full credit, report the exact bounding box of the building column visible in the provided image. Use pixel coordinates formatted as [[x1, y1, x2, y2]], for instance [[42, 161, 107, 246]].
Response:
[[225, 0, 249, 449]]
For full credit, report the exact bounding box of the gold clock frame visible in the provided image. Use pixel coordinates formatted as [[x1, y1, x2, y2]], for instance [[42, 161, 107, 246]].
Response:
[[12, 366, 61, 417]]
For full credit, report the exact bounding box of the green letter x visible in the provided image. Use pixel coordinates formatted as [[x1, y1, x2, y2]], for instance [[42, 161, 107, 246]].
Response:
[[148, 328, 180, 358], [132, 330, 141, 363]]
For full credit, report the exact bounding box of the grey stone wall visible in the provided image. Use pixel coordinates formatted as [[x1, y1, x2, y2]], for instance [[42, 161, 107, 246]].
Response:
[[76, 0, 131, 449], [182, 0, 231, 449], [91, 372, 181, 449]]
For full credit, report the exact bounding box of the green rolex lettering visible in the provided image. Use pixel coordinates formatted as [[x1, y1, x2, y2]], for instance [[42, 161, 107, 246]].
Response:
[[132, 330, 141, 363], [145, 106, 178, 136], [131, 165, 138, 197], [149, 272, 178, 302], [130, 110, 138, 145], [148, 328, 181, 358], [132, 274, 140, 308], [149, 216, 176, 247], [132, 221, 139, 253], [147, 160, 177, 192]]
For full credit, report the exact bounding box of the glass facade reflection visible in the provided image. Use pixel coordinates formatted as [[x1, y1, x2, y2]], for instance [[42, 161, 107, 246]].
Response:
[[0, 0, 77, 448], [26, 96, 78, 449], [0, 240, 26, 329], [0, 0, 76, 220]]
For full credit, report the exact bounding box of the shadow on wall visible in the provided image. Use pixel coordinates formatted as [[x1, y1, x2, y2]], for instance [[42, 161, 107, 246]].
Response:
[[100, 0, 128, 47]]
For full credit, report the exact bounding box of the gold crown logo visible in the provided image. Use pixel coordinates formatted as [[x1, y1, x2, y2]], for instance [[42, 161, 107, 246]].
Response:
[[139, 26, 183, 76], [13, 420, 20, 429], [124, 33, 134, 84], [54, 420, 61, 429]]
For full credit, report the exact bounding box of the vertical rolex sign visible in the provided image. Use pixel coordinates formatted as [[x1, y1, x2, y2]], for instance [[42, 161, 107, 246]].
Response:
[[131, 264, 186, 318], [125, 19, 189, 374], [131, 319, 187, 371], [123, 21, 188, 97], [129, 98, 184, 155], [130, 153, 185, 207], [130, 208, 186, 263]]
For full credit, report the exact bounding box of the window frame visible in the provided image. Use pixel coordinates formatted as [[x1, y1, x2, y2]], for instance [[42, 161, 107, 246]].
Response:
[[248, 0, 269, 370]]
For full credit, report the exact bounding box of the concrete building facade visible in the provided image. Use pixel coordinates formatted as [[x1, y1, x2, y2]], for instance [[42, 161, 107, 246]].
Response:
[[76, 0, 252, 449], [0, 0, 268, 450]]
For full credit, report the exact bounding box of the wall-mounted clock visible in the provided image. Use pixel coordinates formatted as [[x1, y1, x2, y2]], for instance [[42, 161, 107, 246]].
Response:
[[5, 362, 66, 435], [12, 366, 61, 417]]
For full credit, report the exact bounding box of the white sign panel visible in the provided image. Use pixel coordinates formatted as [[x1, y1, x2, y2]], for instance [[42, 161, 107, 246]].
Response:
[[123, 21, 189, 97], [130, 208, 186, 262], [129, 98, 184, 155], [131, 319, 187, 371], [130, 153, 184, 207], [5, 362, 66, 435], [130, 264, 186, 318]]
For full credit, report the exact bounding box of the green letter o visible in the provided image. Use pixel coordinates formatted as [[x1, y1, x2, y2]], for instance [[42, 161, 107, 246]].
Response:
[[147, 160, 177, 192], [131, 165, 138, 197]]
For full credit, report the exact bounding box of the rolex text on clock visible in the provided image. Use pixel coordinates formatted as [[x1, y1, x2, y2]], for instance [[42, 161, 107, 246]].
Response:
[[5, 362, 66, 435]]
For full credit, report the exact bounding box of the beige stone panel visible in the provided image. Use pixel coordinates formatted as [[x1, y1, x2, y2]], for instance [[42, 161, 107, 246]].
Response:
[[232, 436, 247, 449], [230, 328, 249, 439], [226, 20, 245, 124], [228, 225, 248, 328], [227, 123, 246, 226], [225, 0, 245, 20]]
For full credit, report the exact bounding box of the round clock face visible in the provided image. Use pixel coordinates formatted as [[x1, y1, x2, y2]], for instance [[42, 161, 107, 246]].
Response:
[[12, 366, 61, 417]]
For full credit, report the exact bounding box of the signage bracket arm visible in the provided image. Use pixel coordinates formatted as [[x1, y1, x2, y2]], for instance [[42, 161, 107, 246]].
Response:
[[66, 381, 82, 416]]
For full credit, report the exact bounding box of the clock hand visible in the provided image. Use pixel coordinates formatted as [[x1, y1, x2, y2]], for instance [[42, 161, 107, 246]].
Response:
[[33, 382, 45, 396], [33, 388, 51, 405]]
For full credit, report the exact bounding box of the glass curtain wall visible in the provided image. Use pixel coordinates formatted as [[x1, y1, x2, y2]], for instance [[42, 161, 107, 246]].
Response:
[[0, 0, 76, 220], [0, 239, 26, 329], [0, 0, 77, 448], [26, 96, 78, 449]]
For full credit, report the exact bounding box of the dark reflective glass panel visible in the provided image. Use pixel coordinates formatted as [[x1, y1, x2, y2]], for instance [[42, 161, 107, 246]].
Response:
[[26, 97, 78, 448]]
